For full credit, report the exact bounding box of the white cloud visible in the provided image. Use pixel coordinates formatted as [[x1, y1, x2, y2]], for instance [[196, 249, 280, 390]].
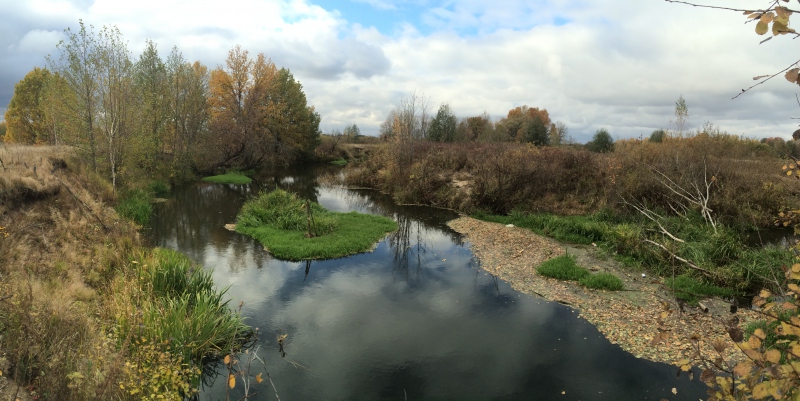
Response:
[[0, 0, 797, 140]]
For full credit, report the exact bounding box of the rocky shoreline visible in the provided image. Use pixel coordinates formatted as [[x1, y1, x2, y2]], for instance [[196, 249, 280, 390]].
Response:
[[447, 216, 758, 367]]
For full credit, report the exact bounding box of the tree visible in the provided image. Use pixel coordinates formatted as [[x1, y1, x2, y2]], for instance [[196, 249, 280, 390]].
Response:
[[649, 129, 666, 143], [587, 128, 614, 153], [266, 68, 321, 165], [3, 67, 53, 144], [0, 121, 6, 141], [95, 25, 134, 190], [496, 105, 552, 144], [671, 94, 689, 136], [132, 39, 168, 174], [549, 121, 568, 146], [457, 113, 494, 142], [428, 103, 458, 143], [208, 46, 277, 170], [166, 48, 209, 177], [47, 20, 101, 171], [343, 123, 362, 143]]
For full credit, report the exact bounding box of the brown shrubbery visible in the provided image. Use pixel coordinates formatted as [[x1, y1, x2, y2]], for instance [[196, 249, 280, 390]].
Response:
[[344, 130, 798, 227]]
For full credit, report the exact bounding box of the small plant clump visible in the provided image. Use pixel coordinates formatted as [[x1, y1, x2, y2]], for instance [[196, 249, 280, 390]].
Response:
[[579, 272, 625, 291], [116, 188, 153, 225], [537, 255, 590, 281], [236, 189, 398, 260], [202, 171, 253, 184], [330, 158, 348, 166]]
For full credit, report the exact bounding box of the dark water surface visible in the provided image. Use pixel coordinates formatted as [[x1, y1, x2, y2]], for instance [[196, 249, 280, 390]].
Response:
[[147, 167, 707, 401]]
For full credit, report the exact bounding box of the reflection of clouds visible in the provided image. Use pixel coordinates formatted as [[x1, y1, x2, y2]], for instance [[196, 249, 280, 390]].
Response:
[[152, 171, 708, 400]]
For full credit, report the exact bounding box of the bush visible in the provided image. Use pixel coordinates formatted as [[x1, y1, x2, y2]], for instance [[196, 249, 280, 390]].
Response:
[[579, 272, 624, 291], [537, 255, 590, 281]]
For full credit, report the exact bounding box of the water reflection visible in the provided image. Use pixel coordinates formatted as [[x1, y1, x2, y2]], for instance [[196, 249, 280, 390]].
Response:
[[148, 167, 708, 401]]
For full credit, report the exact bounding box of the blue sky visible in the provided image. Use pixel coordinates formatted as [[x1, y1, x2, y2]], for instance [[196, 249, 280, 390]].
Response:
[[0, 0, 797, 141]]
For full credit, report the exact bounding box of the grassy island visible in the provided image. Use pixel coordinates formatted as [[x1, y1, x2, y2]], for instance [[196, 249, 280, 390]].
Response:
[[236, 189, 397, 260], [202, 171, 253, 184]]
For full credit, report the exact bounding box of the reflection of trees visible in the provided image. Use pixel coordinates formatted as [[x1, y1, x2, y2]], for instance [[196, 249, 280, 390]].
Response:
[[387, 214, 429, 282]]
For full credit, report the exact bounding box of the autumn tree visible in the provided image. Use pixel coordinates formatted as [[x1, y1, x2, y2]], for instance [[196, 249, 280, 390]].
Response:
[[428, 103, 458, 143], [549, 121, 569, 146], [3, 67, 54, 144], [457, 113, 494, 142], [0, 121, 6, 141], [47, 20, 101, 171], [496, 105, 552, 145], [207, 46, 277, 170], [95, 25, 134, 190], [166, 48, 210, 177]]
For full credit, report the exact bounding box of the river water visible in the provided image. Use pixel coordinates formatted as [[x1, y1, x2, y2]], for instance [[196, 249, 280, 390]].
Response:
[[147, 167, 707, 400]]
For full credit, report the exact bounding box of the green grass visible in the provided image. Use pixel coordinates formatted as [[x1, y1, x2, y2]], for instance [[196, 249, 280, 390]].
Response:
[[537, 255, 590, 281], [130, 248, 250, 364], [666, 274, 736, 304], [579, 272, 624, 291], [331, 158, 348, 166], [202, 171, 253, 184], [116, 188, 153, 225], [473, 210, 792, 295], [236, 189, 398, 260]]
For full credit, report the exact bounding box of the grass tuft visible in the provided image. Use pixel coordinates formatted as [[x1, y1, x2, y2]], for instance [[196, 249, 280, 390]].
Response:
[[537, 255, 590, 281], [236, 189, 397, 260], [116, 188, 153, 225], [330, 158, 348, 166], [579, 272, 624, 291]]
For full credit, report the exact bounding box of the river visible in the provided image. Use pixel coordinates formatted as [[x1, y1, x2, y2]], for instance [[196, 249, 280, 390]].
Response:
[[147, 166, 707, 400]]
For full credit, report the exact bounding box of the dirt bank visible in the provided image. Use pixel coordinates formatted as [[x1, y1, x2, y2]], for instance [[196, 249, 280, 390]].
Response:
[[448, 216, 758, 366]]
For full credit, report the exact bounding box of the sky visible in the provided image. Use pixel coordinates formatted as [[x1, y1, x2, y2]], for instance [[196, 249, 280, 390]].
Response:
[[1, 0, 798, 142]]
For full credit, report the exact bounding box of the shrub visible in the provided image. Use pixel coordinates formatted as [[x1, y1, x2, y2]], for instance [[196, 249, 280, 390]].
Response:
[[579, 272, 624, 291], [537, 255, 590, 281]]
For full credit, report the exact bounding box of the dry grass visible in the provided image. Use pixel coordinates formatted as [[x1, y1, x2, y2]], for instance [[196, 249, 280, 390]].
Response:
[[0, 144, 138, 399]]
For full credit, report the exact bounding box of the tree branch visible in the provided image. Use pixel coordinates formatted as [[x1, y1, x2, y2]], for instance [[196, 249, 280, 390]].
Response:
[[733, 58, 800, 99]]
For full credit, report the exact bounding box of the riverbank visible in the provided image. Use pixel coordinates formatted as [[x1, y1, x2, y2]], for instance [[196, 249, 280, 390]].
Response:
[[0, 145, 248, 399], [447, 216, 758, 366]]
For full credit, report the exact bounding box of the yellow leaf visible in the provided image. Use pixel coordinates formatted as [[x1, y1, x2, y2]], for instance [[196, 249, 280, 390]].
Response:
[[766, 349, 781, 364], [789, 283, 800, 293], [676, 359, 690, 366], [756, 20, 770, 35], [681, 364, 691, 372], [761, 289, 773, 298], [761, 12, 775, 23], [783, 301, 798, 310], [788, 170, 793, 176], [755, 328, 767, 339], [793, 264, 800, 273], [748, 336, 762, 350], [256, 373, 264, 383], [733, 361, 752, 377], [753, 383, 769, 399], [228, 374, 236, 389], [224, 355, 231, 365]]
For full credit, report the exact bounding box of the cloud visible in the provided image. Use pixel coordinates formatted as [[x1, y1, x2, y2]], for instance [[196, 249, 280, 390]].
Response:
[[0, 0, 796, 141]]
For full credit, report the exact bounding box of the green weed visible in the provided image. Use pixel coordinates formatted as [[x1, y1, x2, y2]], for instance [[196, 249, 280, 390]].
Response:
[[579, 272, 624, 291], [116, 188, 153, 225], [537, 255, 590, 281]]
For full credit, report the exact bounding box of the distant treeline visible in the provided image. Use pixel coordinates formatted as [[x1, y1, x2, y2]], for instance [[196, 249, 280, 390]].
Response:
[[2, 21, 321, 189]]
